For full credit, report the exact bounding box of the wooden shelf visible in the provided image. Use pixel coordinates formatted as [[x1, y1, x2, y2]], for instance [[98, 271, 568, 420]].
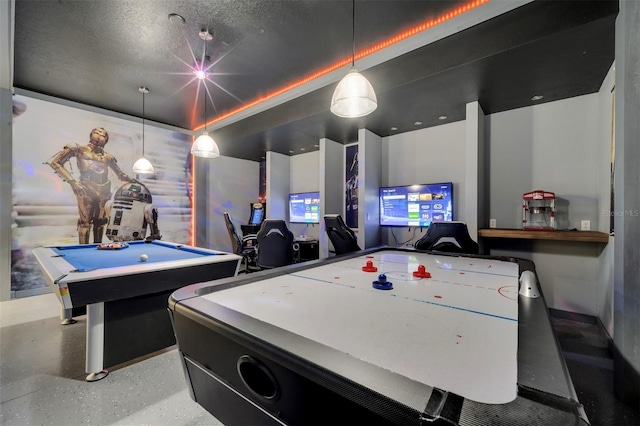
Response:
[[478, 228, 610, 243]]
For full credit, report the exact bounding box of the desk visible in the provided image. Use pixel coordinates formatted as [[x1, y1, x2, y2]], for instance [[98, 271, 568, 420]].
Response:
[[241, 224, 261, 236], [293, 238, 319, 261], [33, 240, 241, 381], [169, 247, 587, 425]]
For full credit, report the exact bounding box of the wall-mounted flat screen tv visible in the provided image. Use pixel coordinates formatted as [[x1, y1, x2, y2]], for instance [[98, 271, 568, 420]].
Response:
[[379, 182, 453, 227], [289, 192, 321, 224]]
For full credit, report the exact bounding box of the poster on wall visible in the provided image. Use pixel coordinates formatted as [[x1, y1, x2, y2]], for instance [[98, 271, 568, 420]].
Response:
[[11, 95, 193, 295], [345, 144, 358, 228]]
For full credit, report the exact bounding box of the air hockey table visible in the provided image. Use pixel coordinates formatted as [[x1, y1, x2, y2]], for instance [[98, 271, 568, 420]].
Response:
[[169, 247, 588, 425], [33, 240, 242, 381]]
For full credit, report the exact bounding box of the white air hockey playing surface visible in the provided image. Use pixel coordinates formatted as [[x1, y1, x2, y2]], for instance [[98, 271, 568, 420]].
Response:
[[202, 250, 520, 405]]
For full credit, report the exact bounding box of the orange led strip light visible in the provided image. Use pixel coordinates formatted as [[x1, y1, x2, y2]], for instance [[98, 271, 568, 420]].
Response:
[[193, 0, 489, 131]]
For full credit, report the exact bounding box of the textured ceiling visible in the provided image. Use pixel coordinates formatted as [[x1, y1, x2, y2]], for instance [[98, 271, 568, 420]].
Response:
[[13, 0, 617, 162]]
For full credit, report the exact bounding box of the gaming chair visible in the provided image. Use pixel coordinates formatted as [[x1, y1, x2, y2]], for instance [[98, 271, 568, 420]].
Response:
[[414, 221, 479, 255], [223, 212, 258, 273], [255, 220, 297, 269], [324, 214, 361, 255]]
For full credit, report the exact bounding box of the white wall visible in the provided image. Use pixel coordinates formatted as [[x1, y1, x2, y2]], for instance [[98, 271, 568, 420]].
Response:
[[377, 92, 613, 317], [289, 151, 320, 239], [488, 94, 601, 230], [382, 120, 466, 247], [487, 94, 608, 315], [206, 156, 260, 252]]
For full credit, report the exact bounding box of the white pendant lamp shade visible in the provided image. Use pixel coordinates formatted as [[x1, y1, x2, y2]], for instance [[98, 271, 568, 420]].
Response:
[[330, 0, 377, 118], [132, 156, 154, 174], [133, 86, 154, 174], [191, 131, 220, 158], [191, 29, 221, 159], [330, 68, 377, 118]]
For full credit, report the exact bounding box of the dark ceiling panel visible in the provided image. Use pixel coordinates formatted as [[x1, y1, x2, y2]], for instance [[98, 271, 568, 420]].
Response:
[[13, 0, 617, 162]]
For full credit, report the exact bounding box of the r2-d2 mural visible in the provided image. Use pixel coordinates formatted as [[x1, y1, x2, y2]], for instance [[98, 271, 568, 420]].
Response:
[[105, 181, 161, 241]]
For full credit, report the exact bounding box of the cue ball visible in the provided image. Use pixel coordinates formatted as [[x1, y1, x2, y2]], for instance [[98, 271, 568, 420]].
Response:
[[140, 254, 148, 262]]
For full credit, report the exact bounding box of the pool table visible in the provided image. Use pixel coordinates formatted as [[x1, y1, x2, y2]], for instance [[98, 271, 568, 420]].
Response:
[[169, 247, 588, 425], [33, 240, 241, 381]]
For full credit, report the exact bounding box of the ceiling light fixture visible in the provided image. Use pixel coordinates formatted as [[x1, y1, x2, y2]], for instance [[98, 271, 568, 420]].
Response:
[[191, 29, 220, 159], [439, 115, 448, 120], [132, 86, 155, 174], [330, 0, 377, 118], [531, 95, 544, 101]]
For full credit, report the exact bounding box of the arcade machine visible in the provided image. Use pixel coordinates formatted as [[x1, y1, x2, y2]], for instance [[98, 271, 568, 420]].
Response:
[[241, 202, 266, 236], [240, 202, 266, 251]]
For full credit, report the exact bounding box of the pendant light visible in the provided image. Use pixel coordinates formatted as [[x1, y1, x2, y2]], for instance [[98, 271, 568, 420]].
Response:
[[191, 29, 220, 158], [330, 0, 377, 118], [132, 86, 155, 174]]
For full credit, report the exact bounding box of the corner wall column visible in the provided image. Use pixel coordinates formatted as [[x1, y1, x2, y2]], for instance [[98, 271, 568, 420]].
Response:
[[613, 0, 640, 407], [265, 151, 290, 220], [193, 156, 210, 247], [465, 101, 487, 240], [0, 0, 15, 301], [358, 129, 382, 249], [319, 138, 343, 259]]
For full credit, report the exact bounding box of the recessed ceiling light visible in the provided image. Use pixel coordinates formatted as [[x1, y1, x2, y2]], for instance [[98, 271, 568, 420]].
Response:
[[414, 121, 423, 126], [390, 126, 398, 131], [531, 95, 544, 101], [314, 144, 319, 148], [300, 148, 306, 151], [289, 150, 294, 153], [438, 115, 447, 120], [168, 13, 186, 24]]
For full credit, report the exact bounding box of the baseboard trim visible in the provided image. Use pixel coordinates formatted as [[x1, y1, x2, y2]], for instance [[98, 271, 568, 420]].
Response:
[[549, 308, 597, 324]]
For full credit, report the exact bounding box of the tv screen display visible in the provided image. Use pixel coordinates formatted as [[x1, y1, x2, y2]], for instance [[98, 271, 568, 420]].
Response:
[[289, 192, 321, 224], [379, 182, 453, 227]]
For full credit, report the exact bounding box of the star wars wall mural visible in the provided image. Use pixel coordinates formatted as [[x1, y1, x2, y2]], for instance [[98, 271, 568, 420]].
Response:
[[11, 95, 193, 294]]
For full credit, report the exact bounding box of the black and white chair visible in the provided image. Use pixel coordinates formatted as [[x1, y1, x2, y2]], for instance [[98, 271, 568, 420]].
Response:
[[224, 212, 258, 273], [255, 220, 298, 269], [324, 214, 361, 256], [414, 221, 479, 255]]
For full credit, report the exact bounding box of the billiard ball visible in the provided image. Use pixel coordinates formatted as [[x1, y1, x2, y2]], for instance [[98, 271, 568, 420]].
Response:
[[140, 254, 148, 262]]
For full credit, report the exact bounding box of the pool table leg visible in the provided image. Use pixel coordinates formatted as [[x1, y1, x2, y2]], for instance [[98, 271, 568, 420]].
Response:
[[85, 302, 108, 382], [59, 306, 77, 325]]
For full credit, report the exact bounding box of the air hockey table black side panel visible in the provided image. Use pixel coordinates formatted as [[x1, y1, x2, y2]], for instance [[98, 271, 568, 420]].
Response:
[[171, 307, 417, 425], [170, 303, 588, 426]]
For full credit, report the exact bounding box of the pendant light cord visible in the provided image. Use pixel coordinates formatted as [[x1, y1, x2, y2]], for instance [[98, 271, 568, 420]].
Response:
[[203, 38, 208, 133], [142, 90, 145, 155], [351, 0, 355, 67]]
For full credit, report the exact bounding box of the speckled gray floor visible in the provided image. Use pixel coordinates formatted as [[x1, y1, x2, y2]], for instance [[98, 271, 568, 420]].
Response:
[[0, 293, 222, 426], [3, 294, 637, 426]]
